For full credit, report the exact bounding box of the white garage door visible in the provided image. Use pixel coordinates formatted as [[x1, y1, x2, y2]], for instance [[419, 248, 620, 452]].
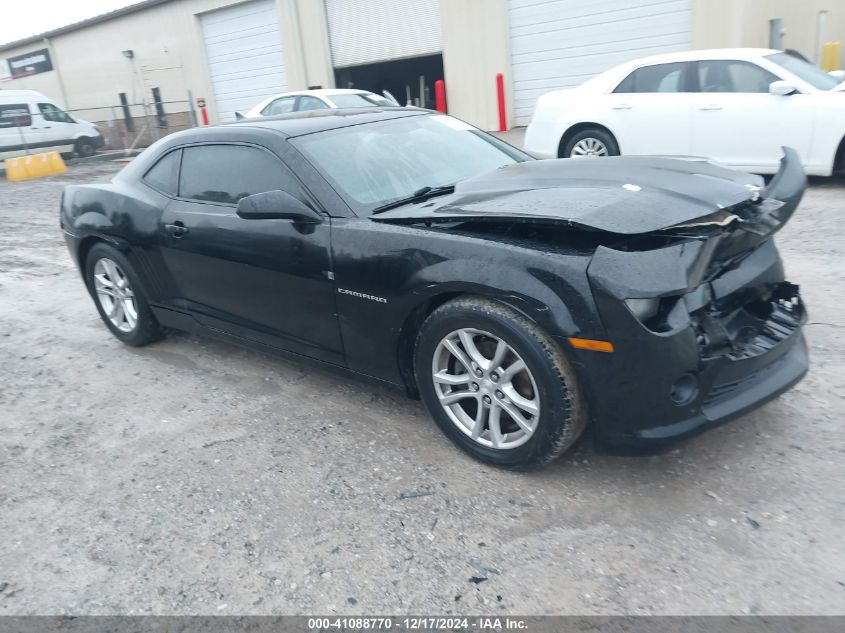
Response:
[[325, 0, 442, 68], [509, 0, 692, 125], [200, 0, 288, 122]]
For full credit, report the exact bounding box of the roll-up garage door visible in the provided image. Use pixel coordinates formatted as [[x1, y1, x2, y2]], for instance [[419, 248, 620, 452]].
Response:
[[509, 0, 692, 125], [325, 0, 442, 68], [200, 0, 288, 122]]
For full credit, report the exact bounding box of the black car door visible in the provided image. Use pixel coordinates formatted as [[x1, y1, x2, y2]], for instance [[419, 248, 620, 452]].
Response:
[[158, 142, 344, 365]]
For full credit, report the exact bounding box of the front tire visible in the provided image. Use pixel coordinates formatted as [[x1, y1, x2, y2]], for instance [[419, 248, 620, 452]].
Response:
[[84, 243, 163, 346], [75, 137, 96, 158], [561, 128, 619, 158], [414, 297, 586, 469]]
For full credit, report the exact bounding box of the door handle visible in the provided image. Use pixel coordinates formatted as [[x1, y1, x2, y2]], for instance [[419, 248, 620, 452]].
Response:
[[698, 104, 723, 111], [165, 222, 189, 238], [612, 103, 632, 110]]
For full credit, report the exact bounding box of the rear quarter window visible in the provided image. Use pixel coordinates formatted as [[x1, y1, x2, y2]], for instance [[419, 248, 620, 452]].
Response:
[[0, 104, 32, 128], [143, 149, 181, 195]]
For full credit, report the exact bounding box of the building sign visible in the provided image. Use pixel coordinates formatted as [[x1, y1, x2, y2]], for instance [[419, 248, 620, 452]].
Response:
[[6, 48, 53, 79]]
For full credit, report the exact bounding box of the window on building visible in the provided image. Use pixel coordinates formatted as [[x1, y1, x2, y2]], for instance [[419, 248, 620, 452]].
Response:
[[178, 145, 300, 205], [261, 96, 297, 116], [143, 149, 181, 195], [37, 103, 74, 123], [296, 96, 331, 112], [614, 62, 690, 93], [0, 104, 32, 128], [697, 60, 779, 93]]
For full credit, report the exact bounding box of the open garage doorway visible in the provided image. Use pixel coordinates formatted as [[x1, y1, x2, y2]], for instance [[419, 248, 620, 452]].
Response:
[[334, 54, 444, 109]]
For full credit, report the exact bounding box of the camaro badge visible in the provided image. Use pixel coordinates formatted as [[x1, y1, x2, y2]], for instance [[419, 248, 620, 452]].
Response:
[[338, 288, 387, 303]]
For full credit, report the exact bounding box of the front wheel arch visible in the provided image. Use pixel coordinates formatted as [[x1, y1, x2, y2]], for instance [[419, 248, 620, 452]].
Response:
[[413, 295, 587, 468], [834, 134, 845, 174], [74, 136, 96, 157], [558, 123, 620, 158], [396, 289, 578, 398]]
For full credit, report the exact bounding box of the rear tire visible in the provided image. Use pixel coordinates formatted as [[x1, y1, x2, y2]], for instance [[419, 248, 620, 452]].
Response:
[[84, 243, 163, 346], [414, 297, 586, 469], [561, 128, 619, 158]]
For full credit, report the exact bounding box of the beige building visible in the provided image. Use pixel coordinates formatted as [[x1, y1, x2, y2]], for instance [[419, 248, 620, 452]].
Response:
[[1, 0, 842, 147]]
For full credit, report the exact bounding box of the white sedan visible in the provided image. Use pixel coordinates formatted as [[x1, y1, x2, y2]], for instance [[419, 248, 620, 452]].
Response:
[[525, 48, 845, 176], [237, 89, 398, 119]]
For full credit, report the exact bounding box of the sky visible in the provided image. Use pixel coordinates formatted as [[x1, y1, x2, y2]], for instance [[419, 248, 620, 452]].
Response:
[[1, 0, 140, 46]]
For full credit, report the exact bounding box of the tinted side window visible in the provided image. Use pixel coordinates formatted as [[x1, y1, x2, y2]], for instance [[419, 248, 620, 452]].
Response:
[[0, 103, 32, 128], [261, 97, 297, 116], [698, 60, 779, 93], [143, 149, 181, 195], [296, 96, 330, 112], [614, 62, 688, 93], [179, 145, 299, 204]]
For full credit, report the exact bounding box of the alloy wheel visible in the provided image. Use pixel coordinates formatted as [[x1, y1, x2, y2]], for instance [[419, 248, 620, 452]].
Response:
[[93, 258, 138, 333], [431, 328, 541, 449], [571, 137, 608, 157]]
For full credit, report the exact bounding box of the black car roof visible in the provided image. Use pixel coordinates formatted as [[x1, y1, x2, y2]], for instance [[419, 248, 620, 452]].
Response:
[[115, 107, 434, 183], [225, 107, 429, 138]]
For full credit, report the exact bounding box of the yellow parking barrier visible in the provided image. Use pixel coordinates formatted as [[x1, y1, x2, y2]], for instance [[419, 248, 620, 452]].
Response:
[[48, 151, 67, 175], [4, 151, 66, 182], [821, 41, 841, 72]]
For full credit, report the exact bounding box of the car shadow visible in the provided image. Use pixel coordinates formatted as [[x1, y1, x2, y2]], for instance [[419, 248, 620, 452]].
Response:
[[155, 329, 787, 482]]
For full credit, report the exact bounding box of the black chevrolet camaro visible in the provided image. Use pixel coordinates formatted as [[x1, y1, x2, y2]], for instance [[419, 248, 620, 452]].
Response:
[[61, 108, 808, 469]]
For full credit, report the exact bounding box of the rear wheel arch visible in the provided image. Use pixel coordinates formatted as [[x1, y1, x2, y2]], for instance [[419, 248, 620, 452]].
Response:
[[78, 235, 130, 272], [558, 123, 620, 158], [83, 242, 163, 346], [78, 236, 106, 273]]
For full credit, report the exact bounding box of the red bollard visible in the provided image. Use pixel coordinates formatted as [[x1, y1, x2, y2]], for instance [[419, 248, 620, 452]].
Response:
[[435, 80, 447, 113], [496, 73, 507, 132], [197, 96, 209, 126]]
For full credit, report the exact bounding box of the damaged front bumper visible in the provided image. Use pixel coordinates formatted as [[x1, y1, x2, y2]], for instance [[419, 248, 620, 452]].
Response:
[[577, 149, 808, 445], [581, 279, 807, 444]]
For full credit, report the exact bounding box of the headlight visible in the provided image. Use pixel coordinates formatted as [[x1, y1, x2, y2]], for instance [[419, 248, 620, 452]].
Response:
[[624, 298, 660, 321]]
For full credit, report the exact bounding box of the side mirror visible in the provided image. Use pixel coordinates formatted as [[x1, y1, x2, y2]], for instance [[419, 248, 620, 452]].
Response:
[[769, 80, 797, 96], [828, 69, 845, 82], [236, 190, 322, 223]]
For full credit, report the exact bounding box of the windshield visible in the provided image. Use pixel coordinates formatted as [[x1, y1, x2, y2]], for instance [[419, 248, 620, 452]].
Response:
[[329, 93, 397, 108], [293, 114, 530, 214], [765, 52, 840, 90]]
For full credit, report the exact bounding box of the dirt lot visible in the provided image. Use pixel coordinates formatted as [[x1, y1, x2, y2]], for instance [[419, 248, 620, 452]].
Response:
[[0, 160, 843, 616]]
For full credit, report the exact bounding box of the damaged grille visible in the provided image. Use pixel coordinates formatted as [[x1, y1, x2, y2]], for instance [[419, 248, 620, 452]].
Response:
[[695, 282, 804, 361], [698, 283, 804, 407]]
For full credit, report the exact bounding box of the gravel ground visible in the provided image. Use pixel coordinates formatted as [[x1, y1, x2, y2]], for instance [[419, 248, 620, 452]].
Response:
[[0, 160, 843, 616]]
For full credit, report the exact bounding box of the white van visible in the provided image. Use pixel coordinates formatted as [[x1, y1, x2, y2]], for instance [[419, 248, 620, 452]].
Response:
[[0, 90, 103, 161]]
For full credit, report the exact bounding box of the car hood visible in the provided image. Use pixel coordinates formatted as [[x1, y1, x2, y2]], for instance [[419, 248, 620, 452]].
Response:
[[372, 153, 805, 235]]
